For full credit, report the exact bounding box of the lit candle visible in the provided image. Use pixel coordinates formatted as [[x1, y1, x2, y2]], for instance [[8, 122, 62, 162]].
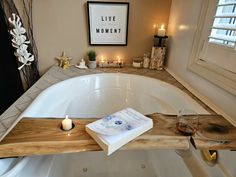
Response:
[[101, 56, 104, 63], [99, 56, 105, 67], [157, 24, 166, 37], [62, 115, 72, 130], [117, 56, 121, 63]]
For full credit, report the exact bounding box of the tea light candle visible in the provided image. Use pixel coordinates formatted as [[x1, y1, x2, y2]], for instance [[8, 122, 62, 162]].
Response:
[[157, 24, 166, 37], [99, 56, 107, 67], [117, 56, 121, 63], [62, 115, 72, 130], [101, 56, 105, 63]]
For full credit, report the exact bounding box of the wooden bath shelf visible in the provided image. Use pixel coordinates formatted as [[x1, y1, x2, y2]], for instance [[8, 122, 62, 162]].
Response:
[[0, 114, 235, 158]]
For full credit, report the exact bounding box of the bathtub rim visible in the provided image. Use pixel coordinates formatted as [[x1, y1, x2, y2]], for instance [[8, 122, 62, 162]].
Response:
[[0, 72, 209, 143]]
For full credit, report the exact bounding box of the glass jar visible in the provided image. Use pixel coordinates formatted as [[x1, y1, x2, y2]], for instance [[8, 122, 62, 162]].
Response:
[[132, 58, 143, 68], [143, 53, 150, 69]]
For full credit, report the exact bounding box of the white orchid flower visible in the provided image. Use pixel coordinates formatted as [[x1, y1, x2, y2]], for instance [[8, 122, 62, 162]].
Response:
[[8, 13, 34, 70], [18, 55, 34, 70], [12, 35, 27, 46], [16, 47, 30, 58], [20, 43, 28, 50], [8, 13, 21, 27], [26, 55, 34, 62], [13, 26, 26, 35], [18, 54, 33, 64], [17, 56, 25, 64]]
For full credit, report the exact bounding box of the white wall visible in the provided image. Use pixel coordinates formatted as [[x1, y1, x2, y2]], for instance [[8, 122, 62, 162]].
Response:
[[33, 0, 171, 74], [167, 0, 236, 122]]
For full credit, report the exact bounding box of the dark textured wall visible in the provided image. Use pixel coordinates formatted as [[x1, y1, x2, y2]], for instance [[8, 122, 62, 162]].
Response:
[[0, 6, 24, 114]]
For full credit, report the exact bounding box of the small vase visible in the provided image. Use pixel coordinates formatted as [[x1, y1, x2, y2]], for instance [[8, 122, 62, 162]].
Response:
[[88, 61, 97, 69]]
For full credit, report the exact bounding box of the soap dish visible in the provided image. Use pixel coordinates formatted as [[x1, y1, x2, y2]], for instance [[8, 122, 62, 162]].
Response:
[[75, 64, 88, 69]]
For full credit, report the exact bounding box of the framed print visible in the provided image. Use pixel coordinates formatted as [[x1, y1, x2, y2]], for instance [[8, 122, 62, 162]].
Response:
[[87, 1, 129, 46]]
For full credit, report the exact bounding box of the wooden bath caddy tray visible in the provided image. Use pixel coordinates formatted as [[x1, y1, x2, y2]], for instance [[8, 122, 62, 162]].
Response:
[[0, 114, 236, 158]]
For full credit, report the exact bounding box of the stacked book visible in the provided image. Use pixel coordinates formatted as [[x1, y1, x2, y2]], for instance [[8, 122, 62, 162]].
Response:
[[86, 108, 153, 155]]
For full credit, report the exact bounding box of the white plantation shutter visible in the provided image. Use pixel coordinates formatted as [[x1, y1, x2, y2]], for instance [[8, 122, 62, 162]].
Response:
[[199, 0, 236, 74], [188, 0, 236, 95], [209, 0, 236, 47]]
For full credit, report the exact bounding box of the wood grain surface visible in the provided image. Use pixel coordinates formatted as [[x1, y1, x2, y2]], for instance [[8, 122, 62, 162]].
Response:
[[0, 114, 235, 158], [192, 114, 236, 150]]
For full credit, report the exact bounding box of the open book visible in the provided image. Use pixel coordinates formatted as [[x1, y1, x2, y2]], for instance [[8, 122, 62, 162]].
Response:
[[86, 108, 153, 155]]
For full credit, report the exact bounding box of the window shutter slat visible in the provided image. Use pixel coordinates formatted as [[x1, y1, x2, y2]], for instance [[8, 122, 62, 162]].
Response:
[[215, 13, 236, 18], [217, 2, 236, 6], [212, 24, 236, 30], [209, 34, 236, 43]]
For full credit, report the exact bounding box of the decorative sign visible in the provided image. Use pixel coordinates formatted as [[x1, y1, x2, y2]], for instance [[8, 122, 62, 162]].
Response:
[[87, 1, 129, 46]]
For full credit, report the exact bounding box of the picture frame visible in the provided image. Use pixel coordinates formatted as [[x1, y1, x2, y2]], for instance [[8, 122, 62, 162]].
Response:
[[87, 1, 129, 46]]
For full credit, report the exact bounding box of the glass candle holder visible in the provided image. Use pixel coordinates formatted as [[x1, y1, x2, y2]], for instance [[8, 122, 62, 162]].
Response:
[[132, 58, 143, 68]]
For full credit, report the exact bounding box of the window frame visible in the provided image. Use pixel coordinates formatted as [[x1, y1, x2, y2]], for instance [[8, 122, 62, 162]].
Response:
[[188, 0, 236, 96]]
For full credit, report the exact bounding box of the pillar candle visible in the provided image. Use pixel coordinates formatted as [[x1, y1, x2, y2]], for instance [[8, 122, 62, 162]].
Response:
[[158, 24, 166, 37], [62, 115, 72, 130]]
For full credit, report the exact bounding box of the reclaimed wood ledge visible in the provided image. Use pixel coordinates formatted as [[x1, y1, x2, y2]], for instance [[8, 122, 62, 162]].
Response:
[[0, 114, 235, 158]]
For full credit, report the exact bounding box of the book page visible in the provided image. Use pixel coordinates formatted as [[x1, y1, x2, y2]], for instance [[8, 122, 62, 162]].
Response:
[[87, 108, 151, 136]]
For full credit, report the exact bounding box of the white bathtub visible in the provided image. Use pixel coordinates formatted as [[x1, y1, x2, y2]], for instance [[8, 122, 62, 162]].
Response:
[[19, 73, 208, 118], [2, 73, 235, 177]]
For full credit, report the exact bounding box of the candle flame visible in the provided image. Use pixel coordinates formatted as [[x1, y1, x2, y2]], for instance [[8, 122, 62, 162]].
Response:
[[101, 56, 104, 62], [117, 56, 121, 63], [65, 115, 68, 119], [160, 24, 165, 30], [67, 133, 71, 136]]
